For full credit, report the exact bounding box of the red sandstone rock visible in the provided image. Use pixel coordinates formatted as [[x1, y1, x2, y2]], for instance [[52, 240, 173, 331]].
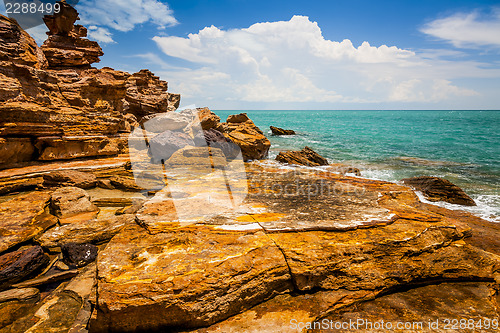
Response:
[[401, 176, 476, 206]]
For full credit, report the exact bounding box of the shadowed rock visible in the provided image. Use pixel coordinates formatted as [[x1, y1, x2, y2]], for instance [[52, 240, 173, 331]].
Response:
[[401, 176, 476, 206], [270, 126, 295, 135], [61, 243, 98, 268], [0, 246, 49, 291], [276, 146, 329, 166]]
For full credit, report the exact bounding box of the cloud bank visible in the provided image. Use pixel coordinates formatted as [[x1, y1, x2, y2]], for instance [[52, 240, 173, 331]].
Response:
[[421, 8, 500, 48], [152, 16, 485, 108]]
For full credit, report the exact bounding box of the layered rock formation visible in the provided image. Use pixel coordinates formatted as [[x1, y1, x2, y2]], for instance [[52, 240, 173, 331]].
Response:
[[1, 3, 499, 333], [0, 9, 180, 169]]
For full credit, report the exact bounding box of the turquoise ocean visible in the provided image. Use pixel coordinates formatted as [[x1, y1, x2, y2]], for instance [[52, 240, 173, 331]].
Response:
[[214, 110, 500, 222]]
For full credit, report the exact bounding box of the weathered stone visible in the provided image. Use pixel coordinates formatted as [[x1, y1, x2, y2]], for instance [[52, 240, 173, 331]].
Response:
[[197, 107, 220, 130], [140, 111, 191, 133], [276, 146, 329, 166], [0, 138, 35, 168], [0, 288, 40, 329], [43, 170, 97, 189], [37, 214, 135, 250], [223, 119, 270, 161], [401, 176, 476, 206], [0, 15, 47, 69], [109, 176, 143, 192], [165, 146, 227, 169], [194, 128, 240, 160], [227, 113, 250, 123], [11, 270, 78, 289], [94, 224, 292, 331], [115, 199, 144, 215], [0, 191, 56, 253], [35, 136, 123, 161], [62, 243, 98, 268], [0, 246, 49, 290], [270, 126, 295, 135], [320, 282, 500, 333], [50, 186, 99, 218], [148, 130, 195, 163]]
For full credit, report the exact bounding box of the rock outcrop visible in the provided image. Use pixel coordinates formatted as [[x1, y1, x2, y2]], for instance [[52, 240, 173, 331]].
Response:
[[0, 8, 180, 169], [221, 113, 270, 160], [270, 126, 295, 135], [276, 146, 329, 166], [401, 176, 477, 206]]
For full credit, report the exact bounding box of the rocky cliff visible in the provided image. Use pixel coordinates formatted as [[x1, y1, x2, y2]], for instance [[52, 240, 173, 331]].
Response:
[[0, 12, 180, 169]]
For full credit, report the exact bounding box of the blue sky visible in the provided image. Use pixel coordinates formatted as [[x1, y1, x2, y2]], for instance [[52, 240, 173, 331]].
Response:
[[3, 0, 500, 109]]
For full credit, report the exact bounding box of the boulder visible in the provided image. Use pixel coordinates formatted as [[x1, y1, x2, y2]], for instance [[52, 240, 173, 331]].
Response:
[[227, 113, 250, 123], [270, 126, 295, 135], [196, 107, 220, 130], [223, 120, 270, 161], [140, 111, 191, 133], [275, 146, 329, 166], [37, 214, 135, 251], [401, 176, 476, 206], [50, 186, 99, 218], [43, 170, 97, 189], [109, 176, 143, 192], [61, 243, 98, 268], [148, 130, 195, 163], [0, 191, 57, 254], [0, 246, 49, 290], [194, 128, 240, 160]]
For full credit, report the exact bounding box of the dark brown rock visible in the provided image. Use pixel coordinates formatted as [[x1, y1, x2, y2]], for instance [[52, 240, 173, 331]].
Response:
[[0, 246, 49, 290], [276, 146, 329, 166], [61, 243, 98, 268], [194, 128, 240, 160], [401, 176, 476, 206], [43, 170, 97, 189], [270, 126, 295, 135], [0, 138, 35, 168]]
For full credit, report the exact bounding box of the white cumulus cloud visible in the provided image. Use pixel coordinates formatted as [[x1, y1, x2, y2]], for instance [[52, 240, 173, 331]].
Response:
[[421, 8, 500, 48], [152, 15, 493, 108]]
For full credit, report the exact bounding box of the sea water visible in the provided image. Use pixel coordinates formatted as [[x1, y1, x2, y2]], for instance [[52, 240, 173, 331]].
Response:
[[214, 110, 500, 222]]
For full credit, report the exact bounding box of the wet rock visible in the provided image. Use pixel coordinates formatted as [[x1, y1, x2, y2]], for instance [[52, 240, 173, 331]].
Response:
[[327, 163, 362, 176], [61, 243, 98, 268], [50, 187, 99, 218], [401, 176, 476, 206], [0, 191, 57, 253], [0, 288, 40, 329], [37, 214, 135, 251], [270, 126, 295, 135], [0, 246, 49, 290], [93, 224, 292, 331], [276, 146, 329, 166], [43, 170, 97, 189], [148, 130, 195, 163]]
